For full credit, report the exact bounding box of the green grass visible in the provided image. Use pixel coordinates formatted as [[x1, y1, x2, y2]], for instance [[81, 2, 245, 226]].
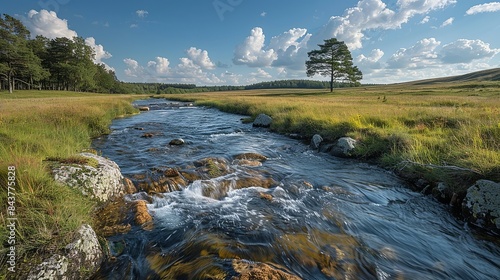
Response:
[[165, 84, 500, 185], [0, 90, 140, 276]]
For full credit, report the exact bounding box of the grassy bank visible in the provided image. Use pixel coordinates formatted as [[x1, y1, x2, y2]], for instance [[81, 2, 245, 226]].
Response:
[[167, 83, 500, 185], [0, 90, 139, 275]]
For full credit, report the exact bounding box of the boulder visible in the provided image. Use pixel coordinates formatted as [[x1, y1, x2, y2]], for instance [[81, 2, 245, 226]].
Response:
[[330, 137, 358, 158], [52, 153, 126, 202], [462, 180, 500, 231], [310, 134, 323, 150], [138, 106, 150, 111], [253, 114, 273, 128], [27, 224, 103, 280]]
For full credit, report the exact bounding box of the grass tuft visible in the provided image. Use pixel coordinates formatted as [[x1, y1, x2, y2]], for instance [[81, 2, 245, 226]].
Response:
[[0, 90, 139, 276]]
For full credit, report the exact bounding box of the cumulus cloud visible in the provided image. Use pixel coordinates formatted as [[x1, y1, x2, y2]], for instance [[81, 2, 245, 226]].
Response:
[[23, 10, 113, 69], [440, 17, 454, 27], [356, 49, 384, 73], [313, 0, 456, 50], [233, 27, 311, 69], [269, 28, 311, 70], [85, 37, 114, 70], [233, 27, 277, 67], [136, 10, 149, 18], [466, 2, 500, 15], [147, 57, 170, 75], [387, 38, 441, 69], [123, 47, 224, 84], [440, 39, 499, 63], [124, 58, 145, 78], [186, 47, 216, 69], [23, 10, 77, 39]]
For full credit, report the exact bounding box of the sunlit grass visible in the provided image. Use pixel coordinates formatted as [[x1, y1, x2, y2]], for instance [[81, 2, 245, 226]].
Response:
[[0, 90, 140, 272]]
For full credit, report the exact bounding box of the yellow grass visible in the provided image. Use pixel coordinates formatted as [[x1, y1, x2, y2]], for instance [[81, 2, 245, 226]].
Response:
[[167, 84, 500, 180], [0, 91, 140, 275]]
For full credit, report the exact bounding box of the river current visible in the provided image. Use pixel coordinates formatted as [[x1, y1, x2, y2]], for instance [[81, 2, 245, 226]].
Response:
[[91, 99, 500, 279]]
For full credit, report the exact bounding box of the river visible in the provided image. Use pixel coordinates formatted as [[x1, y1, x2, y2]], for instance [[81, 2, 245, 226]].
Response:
[[91, 99, 500, 279]]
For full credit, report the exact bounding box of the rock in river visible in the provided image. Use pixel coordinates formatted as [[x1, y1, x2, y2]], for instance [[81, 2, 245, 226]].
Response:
[[169, 138, 185, 145]]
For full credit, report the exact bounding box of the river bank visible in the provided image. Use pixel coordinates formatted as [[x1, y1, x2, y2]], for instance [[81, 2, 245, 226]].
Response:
[[0, 91, 142, 278]]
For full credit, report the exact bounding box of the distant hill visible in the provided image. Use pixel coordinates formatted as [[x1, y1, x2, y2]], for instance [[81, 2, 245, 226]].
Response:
[[404, 68, 500, 85]]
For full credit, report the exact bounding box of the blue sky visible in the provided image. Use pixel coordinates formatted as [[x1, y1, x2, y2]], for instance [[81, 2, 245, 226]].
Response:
[[4, 0, 500, 85]]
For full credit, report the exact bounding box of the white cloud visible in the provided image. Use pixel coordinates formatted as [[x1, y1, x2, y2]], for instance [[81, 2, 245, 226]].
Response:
[[440, 17, 454, 27], [420, 16, 430, 24], [23, 10, 77, 39], [85, 37, 113, 70], [23, 10, 113, 69], [270, 28, 311, 70], [221, 71, 242, 84], [356, 49, 384, 73], [312, 0, 456, 50], [233, 27, 277, 67], [147, 57, 170, 75], [130, 24, 138, 28], [123, 50, 224, 84], [466, 2, 500, 15], [440, 39, 499, 63], [251, 68, 272, 79], [136, 10, 149, 18], [261, 12, 267, 17], [387, 38, 441, 69], [186, 47, 216, 69], [124, 58, 145, 78]]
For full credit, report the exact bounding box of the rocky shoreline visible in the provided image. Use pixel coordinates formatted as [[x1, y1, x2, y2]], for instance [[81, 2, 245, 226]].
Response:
[[30, 111, 499, 279]]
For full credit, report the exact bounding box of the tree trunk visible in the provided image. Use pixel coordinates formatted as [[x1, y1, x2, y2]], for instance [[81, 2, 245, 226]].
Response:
[[8, 73, 13, 93]]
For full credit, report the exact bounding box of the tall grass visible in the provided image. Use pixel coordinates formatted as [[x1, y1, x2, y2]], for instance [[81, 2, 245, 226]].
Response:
[[0, 91, 139, 274], [168, 85, 500, 182]]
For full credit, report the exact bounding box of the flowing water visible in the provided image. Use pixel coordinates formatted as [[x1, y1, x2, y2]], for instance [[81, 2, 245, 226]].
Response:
[[92, 99, 500, 279]]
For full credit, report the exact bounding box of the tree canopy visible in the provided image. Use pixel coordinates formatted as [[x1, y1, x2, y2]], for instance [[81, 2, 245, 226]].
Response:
[[306, 38, 362, 92], [0, 13, 123, 93]]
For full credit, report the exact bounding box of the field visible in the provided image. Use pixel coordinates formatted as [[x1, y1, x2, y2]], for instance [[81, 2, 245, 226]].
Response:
[[0, 91, 139, 272], [167, 82, 500, 182]]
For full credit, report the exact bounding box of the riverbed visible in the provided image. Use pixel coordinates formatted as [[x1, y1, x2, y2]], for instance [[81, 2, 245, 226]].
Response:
[[91, 99, 500, 279]]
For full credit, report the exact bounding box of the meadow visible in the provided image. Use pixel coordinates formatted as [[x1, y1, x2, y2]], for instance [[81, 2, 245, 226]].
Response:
[[167, 82, 500, 183], [0, 91, 139, 272], [0, 82, 499, 275]]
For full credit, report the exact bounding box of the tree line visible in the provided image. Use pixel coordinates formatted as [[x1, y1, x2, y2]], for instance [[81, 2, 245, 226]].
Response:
[[1, 13, 362, 94], [0, 14, 124, 93]]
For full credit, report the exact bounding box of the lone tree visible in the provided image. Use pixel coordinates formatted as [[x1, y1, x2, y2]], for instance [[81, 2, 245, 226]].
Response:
[[306, 38, 362, 92]]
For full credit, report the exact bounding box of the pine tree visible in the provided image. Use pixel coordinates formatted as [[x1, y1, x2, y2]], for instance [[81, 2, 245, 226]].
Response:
[[306, 38, 362, 92]]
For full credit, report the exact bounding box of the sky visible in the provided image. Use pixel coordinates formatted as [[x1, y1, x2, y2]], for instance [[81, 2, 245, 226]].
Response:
[[3, 0, 500, 85]]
